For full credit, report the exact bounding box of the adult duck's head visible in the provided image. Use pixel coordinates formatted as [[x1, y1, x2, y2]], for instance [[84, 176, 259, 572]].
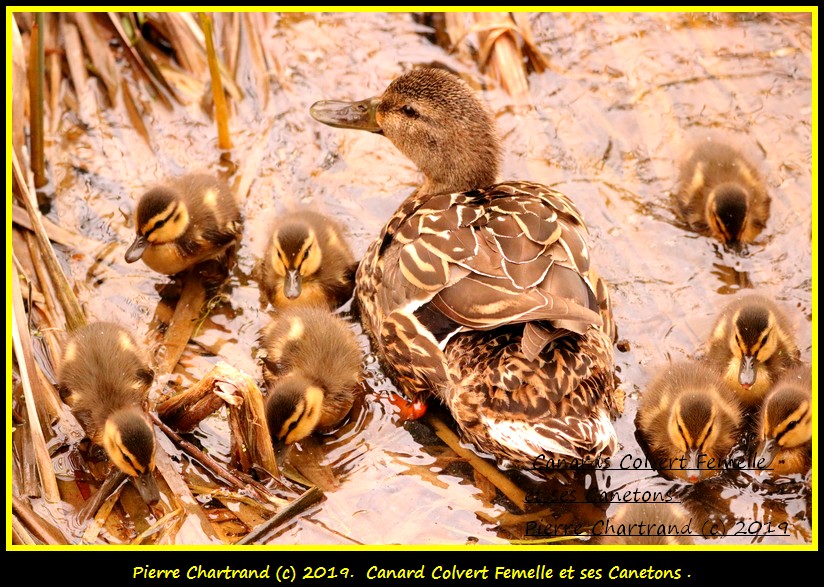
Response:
[[310, 68, 501, 195]]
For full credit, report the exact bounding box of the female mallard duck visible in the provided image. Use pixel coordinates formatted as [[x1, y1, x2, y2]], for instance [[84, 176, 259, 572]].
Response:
[[310, 67, 621, 472], [704, 294, 800, 409], [595, 503, 694, 545], [675, 139, 770, 246], [636, 362, 742, 483], [58, 322, 159, 504], [259, 209, 357, 310], [756, 365, 812, 476], [124, 173, 242, 275], [260, 306, 362, 445]]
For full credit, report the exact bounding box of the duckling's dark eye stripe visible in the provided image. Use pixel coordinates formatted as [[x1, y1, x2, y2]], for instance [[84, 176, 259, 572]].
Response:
[[697, 423, 713, 449], [676, 421, 690, 447], [146, 203, 178, 236], [754, 328, 771, 351], [712, 211, 732, 242], [734, 332, 744, 349], [282, 406, 304, 437], [121, 449, 142, 474]]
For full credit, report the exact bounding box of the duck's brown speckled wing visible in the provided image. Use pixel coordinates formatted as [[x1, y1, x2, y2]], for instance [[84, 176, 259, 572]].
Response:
[[393, 183, 599, 332], [357, 181, 611, 398], [444, 327, 618, 468]]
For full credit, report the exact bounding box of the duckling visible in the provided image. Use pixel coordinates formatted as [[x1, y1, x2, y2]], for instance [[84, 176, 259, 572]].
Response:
[[755, 365, 812, 476], [124, 173, 242, 275], [675, 139, 770, 246], [705, 294, 800, 409], [259, 209, 357, 310], [260, 306, 362, 445], [596, 503, 694, 545], [58, 322, 159, 504], [310, 67, 622, 472], [636, 362, 742, 483]]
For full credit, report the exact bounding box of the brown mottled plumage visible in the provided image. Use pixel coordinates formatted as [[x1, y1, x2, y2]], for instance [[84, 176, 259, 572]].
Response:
[[704, 294, 800, 409], [58, 322, 159, 504], [259, 209, 356, 310], [260, 306, 362, 446], [636, 362, 742, 483], [675, 139, 770, 246], [125, 173, 242, 275], [310, 68, 621, 471], [756, 365, 812, 476]]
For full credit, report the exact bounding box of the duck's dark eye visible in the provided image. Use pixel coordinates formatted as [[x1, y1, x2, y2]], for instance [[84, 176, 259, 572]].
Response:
[[155, 219, 166, 229], [401, 105, 419, 119], [786, 421, 797, 431], [288, 421, 298, 432]]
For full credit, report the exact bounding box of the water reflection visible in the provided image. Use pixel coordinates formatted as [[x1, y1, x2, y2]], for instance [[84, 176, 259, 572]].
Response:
[[18, 11, 812, 545]]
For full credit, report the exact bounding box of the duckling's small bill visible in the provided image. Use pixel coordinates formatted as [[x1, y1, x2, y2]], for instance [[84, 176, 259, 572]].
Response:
[[125, 235, 149, 263]]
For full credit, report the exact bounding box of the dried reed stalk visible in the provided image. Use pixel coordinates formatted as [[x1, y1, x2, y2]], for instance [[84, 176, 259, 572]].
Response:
[[28, 13, 46, 190], [76, 469, 126, 526], [12, 517, 37, 545], [201, 12, 233, 150], [12, 18, 28, 169], [131, 507, 184, 545], [241, 12, 270, 109], [156, 367, 226, 431], [153, 442, 221, 543], [73, 13, 120, 105], [62, 20, 93, 116], [473, 12, 531, 107], [237, 485, 324, 545], [438, 12, 550, 106], [224, 366, 279, 479], [12, 203, 98, 249], [13, 150, 86, 332], [157, 361, 279, 479], [45, 13, 61, 133], [24, 234, 68, 386], [427, 413, 526, 511], [12, 277, 60, 503], [12, 495, 69, 545], [509, 12, 550, 72], [120, 78, 152, 146], [107, 12, 175, 109], [155, 274, 207, 374], [13, 397, 40, 498], [158, 13, 207, 77], [81, 479, 124, 543], [152, 414, 288, 503]]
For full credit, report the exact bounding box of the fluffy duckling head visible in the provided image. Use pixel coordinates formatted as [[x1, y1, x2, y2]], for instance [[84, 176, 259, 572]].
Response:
[[756, 374, 812, 475], [265, 374, 325, 446], [311, 67, 501, 195], [101, 406, 159, 504], [705, 182, 750, 246], [719, 300, 796, 400], [666, 392, 729, 483], [268, 222, 323, 300], [125, 186, 191, 263]]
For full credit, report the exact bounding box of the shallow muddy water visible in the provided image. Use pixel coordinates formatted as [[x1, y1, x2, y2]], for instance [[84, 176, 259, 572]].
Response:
[[14, 11, 813, 545]]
